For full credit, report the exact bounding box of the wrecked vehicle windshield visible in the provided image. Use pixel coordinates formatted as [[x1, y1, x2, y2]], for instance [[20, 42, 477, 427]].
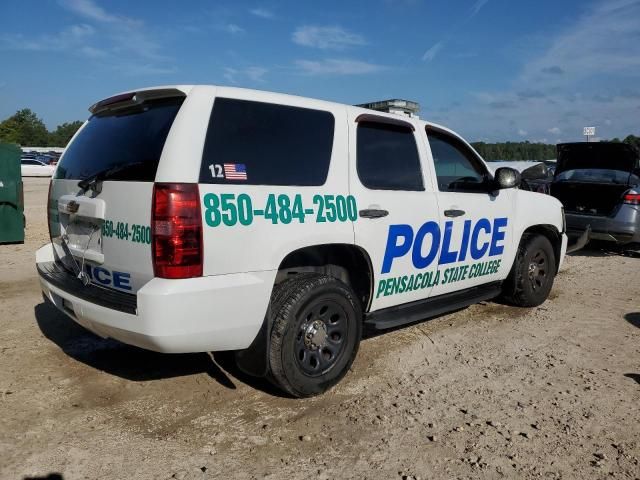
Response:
[[555, 168, 640, 184]]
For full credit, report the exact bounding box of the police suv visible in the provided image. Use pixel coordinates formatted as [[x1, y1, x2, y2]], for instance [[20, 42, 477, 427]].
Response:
[[37, 86, 567, 397]]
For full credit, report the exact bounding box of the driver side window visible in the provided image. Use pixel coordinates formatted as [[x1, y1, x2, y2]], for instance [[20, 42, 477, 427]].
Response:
[[427, 130, 487, 192]]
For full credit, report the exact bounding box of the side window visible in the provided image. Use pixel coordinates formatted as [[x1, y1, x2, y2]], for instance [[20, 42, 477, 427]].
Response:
[[357, 122, 424, 191], [427, 130, 487, 192], [200, 98, 335, 186]]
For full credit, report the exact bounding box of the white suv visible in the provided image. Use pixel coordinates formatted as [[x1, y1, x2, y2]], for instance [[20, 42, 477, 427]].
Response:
[[37, 85, 567, 397]]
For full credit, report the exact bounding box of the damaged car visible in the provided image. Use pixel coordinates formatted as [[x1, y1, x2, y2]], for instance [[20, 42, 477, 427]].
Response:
[[551, 142, 640, 245]]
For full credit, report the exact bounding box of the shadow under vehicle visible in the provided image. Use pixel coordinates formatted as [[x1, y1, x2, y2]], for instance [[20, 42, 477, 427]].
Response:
[[550, 142, 640, 246]]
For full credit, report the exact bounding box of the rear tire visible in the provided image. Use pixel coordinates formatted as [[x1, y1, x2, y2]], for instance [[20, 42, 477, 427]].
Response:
[[501, 234, 556, 307], [268, 274, 362, 397]]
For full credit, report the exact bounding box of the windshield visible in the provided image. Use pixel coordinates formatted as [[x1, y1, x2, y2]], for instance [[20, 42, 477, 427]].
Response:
[[54, 97, 184, 182], [555, 168, 639, 184]]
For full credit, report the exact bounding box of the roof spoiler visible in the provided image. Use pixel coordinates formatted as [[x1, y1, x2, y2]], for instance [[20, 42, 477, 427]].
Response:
[[89, 88, 186, 115]]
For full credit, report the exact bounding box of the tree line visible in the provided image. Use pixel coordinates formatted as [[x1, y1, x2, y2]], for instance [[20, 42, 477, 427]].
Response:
[[1, 107, 639, 158], [0, 109, 83, 148], [472, 136, 640, 161]]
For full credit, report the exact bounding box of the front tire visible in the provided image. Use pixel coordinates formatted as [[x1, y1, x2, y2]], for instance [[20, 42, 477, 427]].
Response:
[[502, 234, 557, 307], [268, 274, 362, 397]]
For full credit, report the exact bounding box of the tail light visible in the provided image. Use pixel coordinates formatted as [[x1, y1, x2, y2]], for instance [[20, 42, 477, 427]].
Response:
[[622, 192, 640, 205], [152, 183, 203, 279]]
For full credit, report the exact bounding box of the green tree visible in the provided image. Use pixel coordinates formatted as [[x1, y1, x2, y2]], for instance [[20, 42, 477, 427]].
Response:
[[49, 120, 84, 147], [623, 134, 640, 152], [0, 108, 49, 146], [471, 141, 556, 161]]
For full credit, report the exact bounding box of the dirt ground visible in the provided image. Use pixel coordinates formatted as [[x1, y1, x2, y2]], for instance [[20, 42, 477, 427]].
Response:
[[1, 177, 639, 480]]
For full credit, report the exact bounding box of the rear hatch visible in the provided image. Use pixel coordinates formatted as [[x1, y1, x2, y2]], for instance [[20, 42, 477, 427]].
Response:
[[48, 89, 186, 294], [551, 142, 640, 216]]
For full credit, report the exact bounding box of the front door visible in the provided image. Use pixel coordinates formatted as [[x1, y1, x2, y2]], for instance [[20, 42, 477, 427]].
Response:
[[425, 128, 515, 297]]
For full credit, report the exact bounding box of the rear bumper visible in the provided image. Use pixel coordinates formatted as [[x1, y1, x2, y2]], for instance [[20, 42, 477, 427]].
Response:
[[36, 244, 275, 353], [565, 205, 640, 244]]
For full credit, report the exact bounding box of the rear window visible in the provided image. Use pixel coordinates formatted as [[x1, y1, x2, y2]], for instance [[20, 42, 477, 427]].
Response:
[[54, 97, 184, 181], [556, 169, 639, 184], [199, 98, 334, 186]]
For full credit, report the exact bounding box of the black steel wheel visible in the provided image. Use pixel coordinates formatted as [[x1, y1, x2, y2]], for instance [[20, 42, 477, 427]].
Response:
[[294, 299, 349, 376], [268, 274, 362, 397], [528, 249, 549, 291], [502, 233, 557, 307]]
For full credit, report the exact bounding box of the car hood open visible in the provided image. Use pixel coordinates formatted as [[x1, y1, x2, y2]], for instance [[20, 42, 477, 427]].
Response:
[[555, 142, 639, 176]]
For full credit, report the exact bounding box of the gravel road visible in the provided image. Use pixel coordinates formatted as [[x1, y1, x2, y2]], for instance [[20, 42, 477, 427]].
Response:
[[1, 178, 638, 479]]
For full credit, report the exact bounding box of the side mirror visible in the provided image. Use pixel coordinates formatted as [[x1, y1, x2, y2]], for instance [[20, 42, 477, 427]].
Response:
[[494, 167, 521, 190]]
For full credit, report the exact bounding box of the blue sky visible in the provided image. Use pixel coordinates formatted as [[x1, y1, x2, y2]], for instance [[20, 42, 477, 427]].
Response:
[[1, 0, 639, 142]]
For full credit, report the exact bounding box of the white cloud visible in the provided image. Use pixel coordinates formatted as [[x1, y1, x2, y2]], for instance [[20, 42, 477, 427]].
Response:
[[59, 0, 169, 66], [223, 67, 239, 84], [436, 90, 640, 142], [59, 0, 135, 25], [434, 0, 640, 141], [295, 58, 385, 75], [80, 45, 107, 58], [249, 8, 274, 19], [0, 24, 96, 53], [225, 24, 245, 35], [223, 66, 268, 84], [245, 66, 267, 82], [422, 1, 488, 63], [292, 26, 366, 50], [117, 64, 177, 76], [521, 0, 640, 86], [470, 0, 490, 17], [60, 0, 163, 59], [422, 41, 443, 62], [518, 129, 528, 137]]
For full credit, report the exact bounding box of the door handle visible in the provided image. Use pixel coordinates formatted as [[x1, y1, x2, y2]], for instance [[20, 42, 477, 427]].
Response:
[[359, 209, 389, 219], [444, 209, 465, 218]]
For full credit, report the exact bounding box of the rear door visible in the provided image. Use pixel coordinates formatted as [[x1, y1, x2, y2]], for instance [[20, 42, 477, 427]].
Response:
[[349, 113, 442, 312], [48, 91, 186, 293], [194, 90, 352, 276]]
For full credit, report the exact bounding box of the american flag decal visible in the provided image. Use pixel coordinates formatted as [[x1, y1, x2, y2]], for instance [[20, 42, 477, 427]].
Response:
[[223, 163, 247, 180]]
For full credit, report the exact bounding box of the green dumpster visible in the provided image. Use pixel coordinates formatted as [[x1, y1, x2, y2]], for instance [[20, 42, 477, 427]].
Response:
[[0, 144, 25, 244]]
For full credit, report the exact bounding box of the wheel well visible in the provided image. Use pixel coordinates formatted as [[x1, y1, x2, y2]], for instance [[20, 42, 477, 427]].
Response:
[[277, 244, 374, 312], [523, 225, 562, 270], [235, 244, 373, 378]]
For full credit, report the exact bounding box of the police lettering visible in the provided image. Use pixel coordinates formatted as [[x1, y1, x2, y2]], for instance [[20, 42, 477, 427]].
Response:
[[82, 264, 132, 291], [381, 217, 508, 274]]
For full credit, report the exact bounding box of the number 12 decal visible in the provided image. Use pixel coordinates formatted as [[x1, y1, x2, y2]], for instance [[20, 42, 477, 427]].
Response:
[[208, 164, 224, 178]]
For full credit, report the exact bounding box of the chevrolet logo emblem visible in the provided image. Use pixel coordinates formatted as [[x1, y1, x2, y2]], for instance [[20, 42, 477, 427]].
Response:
[[66, 200, 80, 214]]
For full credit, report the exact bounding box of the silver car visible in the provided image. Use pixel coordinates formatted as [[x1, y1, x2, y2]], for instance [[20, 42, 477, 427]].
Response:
[[551, 142, 640, 245]]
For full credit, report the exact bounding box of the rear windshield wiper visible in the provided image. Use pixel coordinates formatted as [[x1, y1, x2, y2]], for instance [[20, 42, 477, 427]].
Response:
[[77, 162, 144, 194]]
